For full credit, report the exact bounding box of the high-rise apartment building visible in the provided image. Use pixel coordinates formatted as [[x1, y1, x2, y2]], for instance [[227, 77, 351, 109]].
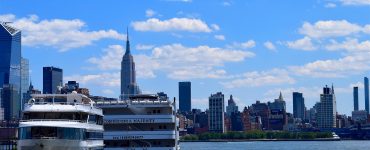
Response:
[[365, 77, 369, 114], [354, 86, 359, 111], [293, 92, 305, 120], [317, 85, 337, 129], [208, 92, 225, 133]]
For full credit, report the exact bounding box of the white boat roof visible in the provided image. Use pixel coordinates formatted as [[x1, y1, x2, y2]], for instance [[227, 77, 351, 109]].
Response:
[[30, 91, 94, 105]]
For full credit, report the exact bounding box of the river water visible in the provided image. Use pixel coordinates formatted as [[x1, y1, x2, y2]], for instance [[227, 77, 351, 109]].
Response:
[[180, 141, 370, 150]]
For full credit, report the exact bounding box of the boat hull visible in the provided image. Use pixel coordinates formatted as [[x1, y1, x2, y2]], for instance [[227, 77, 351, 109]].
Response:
[[18, 139, 104, 150]]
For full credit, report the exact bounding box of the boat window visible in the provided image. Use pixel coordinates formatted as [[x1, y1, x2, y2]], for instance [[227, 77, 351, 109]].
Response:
[[20, 127, 89, 140], [89, 115, 96, 123], [31, 127, 57, 139]]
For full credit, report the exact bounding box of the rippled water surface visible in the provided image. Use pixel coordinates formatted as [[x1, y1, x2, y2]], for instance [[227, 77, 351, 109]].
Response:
[[180, 141, 370, 150]]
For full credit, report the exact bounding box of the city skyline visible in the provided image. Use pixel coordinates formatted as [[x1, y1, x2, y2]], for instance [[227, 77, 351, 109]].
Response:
[[2, 0, 370, 115]]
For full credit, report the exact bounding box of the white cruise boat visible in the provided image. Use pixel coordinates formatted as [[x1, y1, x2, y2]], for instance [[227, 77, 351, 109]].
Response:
[[18, 91, 104, 150], [96, 94, 179, 150]]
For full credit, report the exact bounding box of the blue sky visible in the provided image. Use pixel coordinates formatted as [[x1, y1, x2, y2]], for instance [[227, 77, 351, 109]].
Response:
[[1, 0, 370, 115]]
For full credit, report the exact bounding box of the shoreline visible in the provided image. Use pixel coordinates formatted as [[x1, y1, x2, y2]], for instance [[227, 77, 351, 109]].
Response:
[[180, 138, 341, 142]]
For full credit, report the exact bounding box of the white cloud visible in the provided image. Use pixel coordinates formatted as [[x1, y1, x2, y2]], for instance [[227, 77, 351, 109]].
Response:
[[227, 40, 256, 49], [341, 0, 370, 5], [264, 87, 322, 103], [145, 9, 156, 17], [299, 20, 362, 39], [65, 72, 120, 87], [151, 44, 254, 79], [325, 3, 337, 8], [264, 41, 276, 51], [192, 98, 209, 110], [222, 1, 232, 6], [286, 36, 317, 50], [87, 45, 123, 70], [350, 82, 364, 89], [135, 55, 160, 79], [214, 34, 225, 40], [221, 69, 295, 88], [86, 45, 159, 79], [325, 38, 370, 52], [131, 18, 213, 32], [87, 43, 254, 80], [0, 14, 124, 51], [211, 24, 220, 31], [289, 53, 370, 78], [135, 44, 155, 50]]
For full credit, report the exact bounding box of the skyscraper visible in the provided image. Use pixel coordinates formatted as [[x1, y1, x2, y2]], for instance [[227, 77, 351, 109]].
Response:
[[121, 29, 140, 99], [365, 77, 369, 114], [354, 86, 359, 111], [1, 84, 20, 120], [268, 92, 287, 130], [317, 85, 337, 129], [208, 92, 225, 133], [0, 22, 22, 120], [226, 95, 238, 116], [21, 57, 29, 105], [293, 92, 305, 120], [43, 66, 63, 94], [179, 81, 191, 112]]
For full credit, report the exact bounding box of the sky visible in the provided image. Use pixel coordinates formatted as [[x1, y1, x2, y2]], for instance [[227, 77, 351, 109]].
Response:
[[1, 0, 370, 115]]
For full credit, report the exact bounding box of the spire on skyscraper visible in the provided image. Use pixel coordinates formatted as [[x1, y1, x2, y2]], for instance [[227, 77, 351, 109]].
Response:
[[125, 27, 131, 55], [331, 83, 335, 94], [278, 91, 284, 101]]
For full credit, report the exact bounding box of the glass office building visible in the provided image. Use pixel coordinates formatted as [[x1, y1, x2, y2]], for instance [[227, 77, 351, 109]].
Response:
[[0, 22, 22, 120], [179, 81, 191, 113], [43, 67, 63, 94], [21, 57, 29, 105]]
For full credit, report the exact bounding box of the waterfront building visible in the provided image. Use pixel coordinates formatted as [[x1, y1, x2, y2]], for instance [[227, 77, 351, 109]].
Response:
[[120, 30, 140, 99], [352, 110, 368, 124], [230, 111, 243, 131], [354, 87, 359, 111], [193, 110, 208, 134], [226, 95, 238, 117], [336, 114, 349, 128], [317, 85, 337, 129], [365, 77, 369, 114], [250, 101, 270, 130], [293, 92, 305, 120], [241, 107, 262, 131], [0, 22, 21, 121], [208, 92, 225, 133], [268, 92, 287, 130], [179, 81, 191, 113], [43, 66, 63, 94], [97, 94, 179, 149]]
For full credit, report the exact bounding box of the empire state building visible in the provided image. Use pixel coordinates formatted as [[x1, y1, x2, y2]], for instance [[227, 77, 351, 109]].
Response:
[[120, 29, 140, 99]]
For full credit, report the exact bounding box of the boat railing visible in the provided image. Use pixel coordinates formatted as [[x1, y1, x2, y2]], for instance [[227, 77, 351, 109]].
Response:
[[19, 119, 87, 123], [26, 102, 93, 106], [96, 100, 171, 106]]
